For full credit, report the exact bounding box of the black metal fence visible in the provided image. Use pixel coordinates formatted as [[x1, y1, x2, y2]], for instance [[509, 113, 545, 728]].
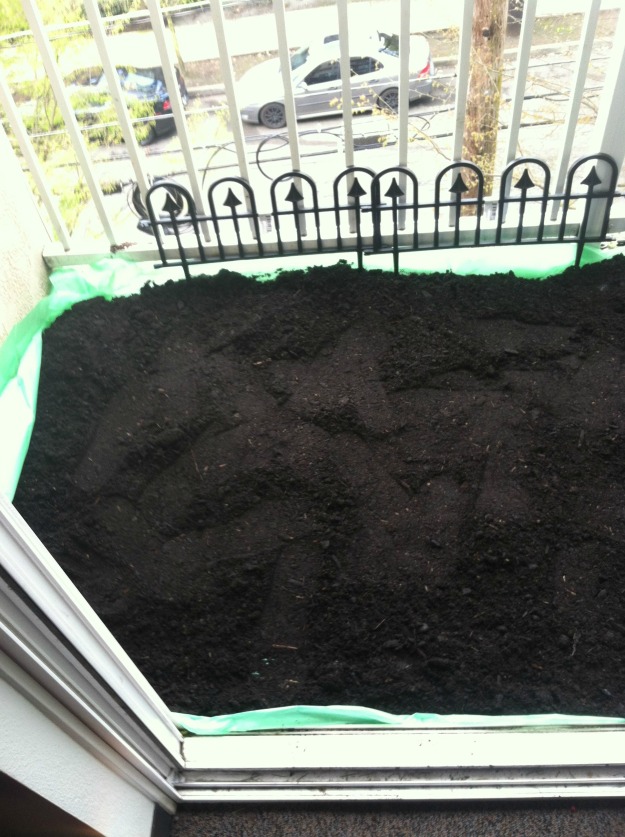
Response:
[[141, 153, 620, 279]]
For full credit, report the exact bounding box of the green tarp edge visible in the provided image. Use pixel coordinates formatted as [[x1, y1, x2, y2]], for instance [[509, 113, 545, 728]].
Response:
[[172, 705, 625, 735], [0, 258, 153, 499], [2, 244, 624, 735]]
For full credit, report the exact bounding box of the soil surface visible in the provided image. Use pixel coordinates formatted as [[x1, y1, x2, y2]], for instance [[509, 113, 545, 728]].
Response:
[[13, 259, 625, 718]]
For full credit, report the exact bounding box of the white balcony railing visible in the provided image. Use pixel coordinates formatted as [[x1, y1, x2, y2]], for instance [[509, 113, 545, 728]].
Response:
[[1, 0, 625, 268]]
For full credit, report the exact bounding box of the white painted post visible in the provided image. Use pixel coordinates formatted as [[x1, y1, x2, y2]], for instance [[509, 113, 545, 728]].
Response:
[[500, 0, 537, 223], [337, 0, 354, 169], [503, 0, 538, 165], [449, 0, 474, 228], [451, 0, 475, 163], [210, 0, 250, 184], [145, 0, 210, 236], [272, 0, 301, 172], [20, 0, 118, 246], [586, 5, 625, 236], [82, 0, 151, 202], [0, 66, 71, 250], [397, 0, 411, 170], [272, 0, 306, 236], [550, 0, 602, 220]]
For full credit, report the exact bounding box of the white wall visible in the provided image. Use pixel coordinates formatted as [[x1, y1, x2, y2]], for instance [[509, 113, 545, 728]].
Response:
[[0, 122, 50, 346], [0, 667, 161, 837]]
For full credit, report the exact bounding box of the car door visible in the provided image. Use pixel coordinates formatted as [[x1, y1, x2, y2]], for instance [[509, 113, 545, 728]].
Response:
[[294, 58, 341, 118], [349, 55, 387, 110]]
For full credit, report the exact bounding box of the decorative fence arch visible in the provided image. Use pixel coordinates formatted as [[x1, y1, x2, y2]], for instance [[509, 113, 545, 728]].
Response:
[[143, 154, 621, 279]]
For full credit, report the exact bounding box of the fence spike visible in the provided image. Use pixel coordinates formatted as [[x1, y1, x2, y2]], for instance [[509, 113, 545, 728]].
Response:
[[515, 169, 536, 191], [285, 183, 304, 204], [450, 173, 469, 194], [385, 178, 405, 199], [347, 178, 367, 199], [163, 192, 184, 215], [581, 166, 602, 188], [223, 188, 243, 209]]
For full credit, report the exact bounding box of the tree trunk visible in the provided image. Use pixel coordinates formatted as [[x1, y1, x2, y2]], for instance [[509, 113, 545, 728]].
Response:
[[462, 0, 508, 198]]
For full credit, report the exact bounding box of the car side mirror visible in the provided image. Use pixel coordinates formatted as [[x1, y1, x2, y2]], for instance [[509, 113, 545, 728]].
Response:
[[297, 81, 308, 91]]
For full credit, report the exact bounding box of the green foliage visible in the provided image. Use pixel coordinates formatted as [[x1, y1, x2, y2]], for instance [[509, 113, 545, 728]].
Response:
[[98, 0, 140, 15], [0, 0, 29, 37], [58, 174, 90, 231], [0, 0, 85, 36], [0, 0, 147, 36]]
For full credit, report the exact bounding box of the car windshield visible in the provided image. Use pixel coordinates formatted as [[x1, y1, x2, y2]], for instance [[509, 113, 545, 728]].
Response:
[[119, 70, 158, 92]]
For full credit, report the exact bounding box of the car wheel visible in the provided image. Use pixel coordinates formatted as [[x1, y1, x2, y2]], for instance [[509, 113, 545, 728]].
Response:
[[180, 88, 189, 107], [378, 88, 399, 114], [259, 102, 286, 129]]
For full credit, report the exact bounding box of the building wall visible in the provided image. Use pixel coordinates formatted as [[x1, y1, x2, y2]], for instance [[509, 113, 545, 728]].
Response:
[[0, 123, 50, 346], [0, 668, 162, 837]]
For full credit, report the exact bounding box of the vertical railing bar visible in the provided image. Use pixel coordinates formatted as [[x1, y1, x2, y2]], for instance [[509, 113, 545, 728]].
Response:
[[585, 8, 625, 237], [450, 0, 474, 163], [333, 167, 373, 263], [558, 162, 577, 242], [499, 0, 537, 226], [371, 175, 382, 253], [449, 0, 474, 228], [516, 186, 527, 244], [82, 0, 151, 201], [397, 0, 411, 232], [473, 181, 483, 246], [309, 180, 323, 251], [146, 188, 170, 265], [210, 0, 250, 184], [272, 0, 301, 172], [272, 0, 306, 235], [550, 0, 601, 221], [204, 187, 229, 257], [145, 0, 210, 239], [537, 166, 551, 242], [270, 179, 285, 255], [576, 179, 598, 267], [20, 0, 118, 246], [0, 70, 71, 250], [496, 165, 510, 244], [503, 0, 538, 166], [397, 0, 411, 169], [336, 0, 353, 170], [169, 210, 190, 280], [245, 185, 265, 256], [391, 189, 400, 275]]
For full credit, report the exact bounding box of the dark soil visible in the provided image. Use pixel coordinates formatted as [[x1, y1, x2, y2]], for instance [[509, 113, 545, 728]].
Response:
[[13, 259, 625, 718]]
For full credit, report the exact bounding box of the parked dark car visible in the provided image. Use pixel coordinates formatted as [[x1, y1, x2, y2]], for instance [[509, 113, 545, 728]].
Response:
[[64, 65, 189, 143]]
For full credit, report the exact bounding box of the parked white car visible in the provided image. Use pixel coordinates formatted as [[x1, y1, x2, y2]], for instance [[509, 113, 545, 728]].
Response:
[[238, 32, 435, 129]]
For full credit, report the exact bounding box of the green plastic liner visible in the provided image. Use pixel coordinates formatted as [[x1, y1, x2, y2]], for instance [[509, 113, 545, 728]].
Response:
[[0, 258, 150, 499], [172, 705, 625, 735]]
